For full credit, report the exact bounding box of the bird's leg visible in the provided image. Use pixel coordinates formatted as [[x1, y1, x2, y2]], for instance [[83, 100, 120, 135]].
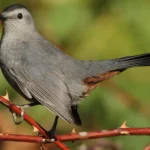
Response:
[[11, 102, 40, 125], [48, 116, 59, 139]]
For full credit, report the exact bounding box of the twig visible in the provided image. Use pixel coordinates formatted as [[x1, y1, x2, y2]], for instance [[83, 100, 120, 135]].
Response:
[[1, 95, 150, 149], [143, 144, 150, 150], [1, 127, 150, 143], [0, 95, 69, 150]]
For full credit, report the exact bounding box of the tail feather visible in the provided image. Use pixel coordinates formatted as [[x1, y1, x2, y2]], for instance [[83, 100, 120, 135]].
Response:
[[113, 53, 150, 69], [71, 105, 82, 126], [82, 53, 150, 79], [81, 53, 150, 99]]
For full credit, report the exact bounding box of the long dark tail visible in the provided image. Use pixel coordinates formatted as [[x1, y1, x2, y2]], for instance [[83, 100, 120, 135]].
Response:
[[83, 53, 150, 85], [112, 53, 150, 71]]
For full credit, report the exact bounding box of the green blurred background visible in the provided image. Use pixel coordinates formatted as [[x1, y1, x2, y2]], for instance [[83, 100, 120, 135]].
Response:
[[0, 0, 150, 150]]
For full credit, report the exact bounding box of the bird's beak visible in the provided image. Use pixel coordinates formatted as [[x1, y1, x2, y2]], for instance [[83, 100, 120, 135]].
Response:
[[0, 14, 5, 21]]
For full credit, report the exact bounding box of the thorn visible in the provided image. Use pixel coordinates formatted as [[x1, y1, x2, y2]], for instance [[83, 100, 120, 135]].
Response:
[[71, 128, 76, 143], [2, 91, 10, 101], [32, 126, 39, 132], [0, 133, 8, 135], [120, 130, 130, 135], [120, 121, 128, 128], [71, 128, 76, 134]]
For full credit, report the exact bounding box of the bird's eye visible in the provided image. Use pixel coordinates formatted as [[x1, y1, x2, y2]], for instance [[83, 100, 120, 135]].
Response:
[[17, 13, 23, 19]]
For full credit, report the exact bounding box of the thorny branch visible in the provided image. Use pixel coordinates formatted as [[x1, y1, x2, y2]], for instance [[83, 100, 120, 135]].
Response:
[[0, 93, 69, 150], [0, 93, 150, 150]]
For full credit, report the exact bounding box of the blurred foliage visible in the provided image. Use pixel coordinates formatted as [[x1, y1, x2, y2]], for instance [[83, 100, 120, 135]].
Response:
[[0, 0, 150, 150]]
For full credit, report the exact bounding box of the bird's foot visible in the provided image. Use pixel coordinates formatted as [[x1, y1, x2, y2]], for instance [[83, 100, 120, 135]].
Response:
[[47, 129, 57, 141], [11, 104, 30, 125], [47, 116, 59, 140]]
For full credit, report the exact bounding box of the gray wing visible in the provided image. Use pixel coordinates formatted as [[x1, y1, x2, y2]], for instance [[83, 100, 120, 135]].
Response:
[[10, 66, 76, 124]]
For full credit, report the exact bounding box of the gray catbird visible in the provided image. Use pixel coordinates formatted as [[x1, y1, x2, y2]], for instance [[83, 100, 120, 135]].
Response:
[[0, 4, 150, 137]]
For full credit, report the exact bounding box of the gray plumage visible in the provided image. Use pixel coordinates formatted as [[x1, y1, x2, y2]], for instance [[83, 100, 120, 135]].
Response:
[[0, 4, 150, 126]]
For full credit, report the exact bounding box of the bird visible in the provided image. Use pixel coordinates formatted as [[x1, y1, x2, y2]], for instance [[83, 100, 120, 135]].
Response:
[[0, 4, 150, 138]]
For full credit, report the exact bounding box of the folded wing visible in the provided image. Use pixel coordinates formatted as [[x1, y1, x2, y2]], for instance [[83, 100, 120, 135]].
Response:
[[10, 66, 77, 124]]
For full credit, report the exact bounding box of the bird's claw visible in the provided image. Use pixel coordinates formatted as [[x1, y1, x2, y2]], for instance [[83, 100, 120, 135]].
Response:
[[10, 103, 37, 125], [12, 107, 24, 125], [47, 129, 57, 141]]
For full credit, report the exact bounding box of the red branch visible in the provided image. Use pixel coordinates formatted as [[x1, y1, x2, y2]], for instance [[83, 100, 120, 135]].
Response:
[[1, 128, 150, 143], [0, 95, 150, 149], [0, 95, 69, 150]]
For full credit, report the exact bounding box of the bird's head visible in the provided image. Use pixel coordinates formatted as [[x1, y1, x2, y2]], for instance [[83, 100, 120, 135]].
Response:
[[0, 4, 36, 34]]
